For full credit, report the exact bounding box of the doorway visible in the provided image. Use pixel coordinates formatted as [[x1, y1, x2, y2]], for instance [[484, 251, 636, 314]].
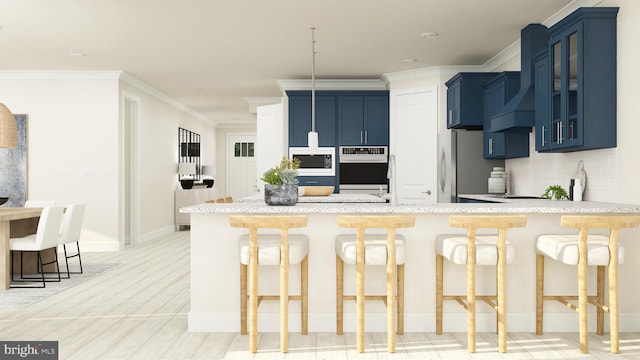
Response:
[[122, 93, 140, 248], [227, 134, 257, 200]]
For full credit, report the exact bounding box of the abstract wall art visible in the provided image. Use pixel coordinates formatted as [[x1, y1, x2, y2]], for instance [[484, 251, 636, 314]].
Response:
[[0, 114, 27, 207]]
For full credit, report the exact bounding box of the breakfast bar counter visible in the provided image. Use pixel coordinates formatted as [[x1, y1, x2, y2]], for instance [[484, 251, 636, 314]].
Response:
[[183, 200, 640, 333]]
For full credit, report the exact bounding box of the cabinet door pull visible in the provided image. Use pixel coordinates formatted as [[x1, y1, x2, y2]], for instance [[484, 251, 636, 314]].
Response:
[[541, 125, 546, 146], [488, 138, 493, 155], [448, 110, 453, 125], [360, 131, 363, 144], [569, 122, 574, 140], [559, 122, 563, 144], [364, 131, 368, 144], [306, 181, 319, 184]]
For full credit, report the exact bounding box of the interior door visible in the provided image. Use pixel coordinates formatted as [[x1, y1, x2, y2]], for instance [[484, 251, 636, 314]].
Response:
[[228, 134, 257, 200], [391, 87, 438, 204]]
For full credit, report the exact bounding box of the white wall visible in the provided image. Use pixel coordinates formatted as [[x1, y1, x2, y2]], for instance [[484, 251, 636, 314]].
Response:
[[0, 71, 217, 251], [119, 80, 217, 242], [0, 72, 121, 250]]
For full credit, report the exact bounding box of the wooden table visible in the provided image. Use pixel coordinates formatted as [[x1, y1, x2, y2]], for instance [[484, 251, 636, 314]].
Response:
[[0, 208, 43, 290]]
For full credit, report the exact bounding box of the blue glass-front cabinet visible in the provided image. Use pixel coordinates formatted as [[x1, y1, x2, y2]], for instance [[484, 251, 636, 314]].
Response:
[[535, 7, 618, 152]]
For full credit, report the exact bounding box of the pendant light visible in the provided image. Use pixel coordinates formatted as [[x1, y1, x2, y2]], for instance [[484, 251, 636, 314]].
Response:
[[0, 103, 17, 148], [307, 27, 319, 150]]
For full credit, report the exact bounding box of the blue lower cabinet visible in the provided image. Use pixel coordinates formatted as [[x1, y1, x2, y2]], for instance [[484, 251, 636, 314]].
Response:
[[458, 197, 497, 203], [297, 176, 337, 190]]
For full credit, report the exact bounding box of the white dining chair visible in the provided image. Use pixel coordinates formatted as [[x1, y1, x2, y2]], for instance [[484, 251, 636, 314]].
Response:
[[24, 200, 56, 207], [10, 206, 65, 288], [59, 203, 86, 278]]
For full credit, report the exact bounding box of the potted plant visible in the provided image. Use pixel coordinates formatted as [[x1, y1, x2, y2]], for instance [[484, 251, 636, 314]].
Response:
[[541, 185, 569, 200], [261, 157, 300, 206]]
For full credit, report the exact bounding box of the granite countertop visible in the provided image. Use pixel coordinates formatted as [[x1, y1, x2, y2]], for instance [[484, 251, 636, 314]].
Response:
[[182, 198, 640, 215], [236, 193, 386, 204], [459, 194, 548, 203]]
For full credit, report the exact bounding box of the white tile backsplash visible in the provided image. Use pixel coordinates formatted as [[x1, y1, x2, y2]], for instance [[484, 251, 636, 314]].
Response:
[[506, 132, 617, 202]]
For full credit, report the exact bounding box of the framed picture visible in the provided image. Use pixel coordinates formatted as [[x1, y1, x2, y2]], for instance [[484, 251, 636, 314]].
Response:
[[0, 114, 27, 207]]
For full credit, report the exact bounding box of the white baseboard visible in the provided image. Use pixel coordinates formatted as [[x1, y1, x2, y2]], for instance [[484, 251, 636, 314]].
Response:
[[135, 225, 175, 245], [64, 225, 178, 253], [72, 240, 120, 252]]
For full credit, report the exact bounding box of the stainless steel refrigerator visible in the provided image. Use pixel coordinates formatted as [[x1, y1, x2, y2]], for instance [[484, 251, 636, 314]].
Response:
[[439, 130, 505, 203]]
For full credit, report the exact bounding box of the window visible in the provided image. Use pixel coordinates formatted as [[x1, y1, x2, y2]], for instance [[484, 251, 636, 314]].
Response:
[[234, 142, 254, 158]]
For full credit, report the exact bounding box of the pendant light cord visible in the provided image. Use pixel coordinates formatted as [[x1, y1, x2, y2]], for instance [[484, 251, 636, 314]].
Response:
[[311, 27, 316, 133]]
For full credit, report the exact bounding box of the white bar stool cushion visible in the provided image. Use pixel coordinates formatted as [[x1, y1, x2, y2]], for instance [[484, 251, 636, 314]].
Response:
[[335, 234, 406, 266], [536, 234, 624, 266], [435, 234, 515, 265], [239, 234, 309, 265]]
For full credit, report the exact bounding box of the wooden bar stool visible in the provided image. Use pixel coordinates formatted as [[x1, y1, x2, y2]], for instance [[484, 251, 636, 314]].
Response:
[[536, 215, 640, 354], [230, 215, 309, 353], [335, 214, 415, 353], [435, 215, 527, 353]]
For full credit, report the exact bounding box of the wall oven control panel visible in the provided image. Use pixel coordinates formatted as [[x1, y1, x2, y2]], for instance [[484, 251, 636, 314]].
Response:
[[339, 146, 387, 163]]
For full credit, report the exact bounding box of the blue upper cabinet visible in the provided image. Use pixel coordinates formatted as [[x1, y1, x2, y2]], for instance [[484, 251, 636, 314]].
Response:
[[338, 92, 389, 146], [483, 72, 530, 159], [287, 90, 389, 147], [287, 91, 336, 147], [337, 96, 363, 145], [535, 7, 618, 152], [446, 73, 497, 129], [534, 50, 551, 151]]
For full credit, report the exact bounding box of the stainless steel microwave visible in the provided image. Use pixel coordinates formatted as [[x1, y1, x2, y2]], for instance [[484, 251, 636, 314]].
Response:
[[289, 147, 335, 176]]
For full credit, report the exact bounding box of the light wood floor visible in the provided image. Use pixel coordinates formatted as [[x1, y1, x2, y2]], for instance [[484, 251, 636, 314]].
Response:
[[1, 231, 639, 359]]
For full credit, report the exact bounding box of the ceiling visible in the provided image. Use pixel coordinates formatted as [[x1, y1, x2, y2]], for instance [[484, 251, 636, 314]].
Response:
[[0, 0, 580, 126]]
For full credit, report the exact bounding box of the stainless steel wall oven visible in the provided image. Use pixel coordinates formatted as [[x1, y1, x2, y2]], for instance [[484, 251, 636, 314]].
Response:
[[338, 146, 388, 194]]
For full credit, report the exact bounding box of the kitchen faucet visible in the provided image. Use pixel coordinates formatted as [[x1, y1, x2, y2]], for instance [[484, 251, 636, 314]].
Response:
[[387, 154, 397, 206]]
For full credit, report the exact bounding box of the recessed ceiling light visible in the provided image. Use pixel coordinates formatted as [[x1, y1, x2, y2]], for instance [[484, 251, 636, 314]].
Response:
[[69, 52, 87, 58], [421, 32, 439, 39], [403, 58, 418, 64]]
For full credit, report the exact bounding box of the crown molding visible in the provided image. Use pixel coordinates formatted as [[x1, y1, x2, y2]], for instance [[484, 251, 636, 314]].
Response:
[[244, 97, 282, 114], [0, 70, 217, 127], [382, 65, 486, 83], [277, 79, 387, 92], [0, 70, 122, 80], [545, 0, 604, 27], [383, 0, 604, 83], [119, 72, 217, 127]]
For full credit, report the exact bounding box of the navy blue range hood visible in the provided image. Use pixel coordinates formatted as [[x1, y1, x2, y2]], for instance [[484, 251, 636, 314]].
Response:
[[491, 24, 548, 131]]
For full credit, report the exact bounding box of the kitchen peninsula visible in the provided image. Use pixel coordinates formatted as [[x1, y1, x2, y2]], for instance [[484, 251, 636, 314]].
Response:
[[183, 200, 640, 333]]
